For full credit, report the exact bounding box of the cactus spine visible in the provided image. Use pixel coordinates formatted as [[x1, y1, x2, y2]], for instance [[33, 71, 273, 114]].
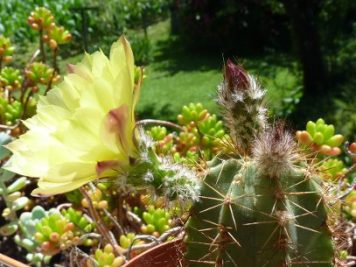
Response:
[[185, 61, 337, 267]]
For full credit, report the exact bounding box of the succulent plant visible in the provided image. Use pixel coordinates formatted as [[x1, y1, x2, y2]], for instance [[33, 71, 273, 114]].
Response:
[[147, 103, 227, 163], [0, 35, 15, 64], [344, 190, 356, 219], [197, 114, 226, 158], [0, 169, 29, 236], [141, 205, 171, 235], [35, 211, 82, 255], [81, 187, 109, 211], [147, 126, 174, 155], [320, 158, 346, 181], [0, 97, 23, 125], [177, 103, 209, 125], [28, 7, 54, 30], [147, 126, 168, 142], [297, 119, 344, 156], [173, 150, 200, 165], [61, 207, 95, 234], [44, 25, 71, 50], [25, 62, 58, 85], [350, 142, 356, 154], [184, 61, 340, 266], [177, 103, 227, 160], [15, 206, 52, 267], [0, 67, 22, 90], [175, 125, 200, 156], [119, 232, 143, 249], [89, 244, 125, 267]]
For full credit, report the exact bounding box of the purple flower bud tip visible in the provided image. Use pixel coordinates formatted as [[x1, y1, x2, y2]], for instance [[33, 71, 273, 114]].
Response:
[[224, 59, 249, 91]]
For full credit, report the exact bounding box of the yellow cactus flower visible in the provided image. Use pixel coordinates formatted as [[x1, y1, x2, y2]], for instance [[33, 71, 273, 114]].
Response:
[[4, 36, 142, 196]]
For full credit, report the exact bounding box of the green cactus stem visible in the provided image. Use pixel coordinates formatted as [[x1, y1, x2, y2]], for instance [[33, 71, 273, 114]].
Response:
[[185, 125, 335, 266]]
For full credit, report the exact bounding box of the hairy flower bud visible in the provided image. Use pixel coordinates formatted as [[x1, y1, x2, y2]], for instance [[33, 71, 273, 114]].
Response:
[[223, 59, 249, 92], [218, 60, 266, 155]]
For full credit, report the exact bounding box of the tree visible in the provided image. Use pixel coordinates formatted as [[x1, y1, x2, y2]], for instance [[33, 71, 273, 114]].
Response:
[[283, 0, 326, 96]]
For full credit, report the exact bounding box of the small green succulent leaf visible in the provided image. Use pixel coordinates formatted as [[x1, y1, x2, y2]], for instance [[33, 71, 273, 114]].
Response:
[[7, 177, 28, 194], [12, 196, 29, 211], [0, 169, 16, 183], [0, 221, 18, 236]]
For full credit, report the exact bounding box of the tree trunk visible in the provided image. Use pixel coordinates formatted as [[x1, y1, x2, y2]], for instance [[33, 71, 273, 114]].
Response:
[[283, 0, 329, 125], [283, 0, 326, 96]]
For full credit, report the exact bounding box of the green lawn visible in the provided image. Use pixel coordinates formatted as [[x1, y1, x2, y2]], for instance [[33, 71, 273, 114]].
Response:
[[137, 20, 222, 120], [60, 19, 302, 121], [136, 20, 301, 121]]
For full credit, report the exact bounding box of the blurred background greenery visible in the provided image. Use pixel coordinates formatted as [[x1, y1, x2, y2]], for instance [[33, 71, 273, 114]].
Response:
[[1, 0, 355, 139]]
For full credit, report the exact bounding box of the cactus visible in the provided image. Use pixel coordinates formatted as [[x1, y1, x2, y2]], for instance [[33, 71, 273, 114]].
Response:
[[184, 61, 339, 267]]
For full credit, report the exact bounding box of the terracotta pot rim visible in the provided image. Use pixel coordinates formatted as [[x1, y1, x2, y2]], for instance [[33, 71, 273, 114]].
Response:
[[0, 253, 29, 267], [0, 239, 184, 267], [122, 238, 184, 267]]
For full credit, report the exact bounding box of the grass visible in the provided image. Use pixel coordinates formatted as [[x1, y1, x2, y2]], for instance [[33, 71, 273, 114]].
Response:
[[60, 19, 302, 122], [136, 20, 302, 121], [137, 21, 222, 120]]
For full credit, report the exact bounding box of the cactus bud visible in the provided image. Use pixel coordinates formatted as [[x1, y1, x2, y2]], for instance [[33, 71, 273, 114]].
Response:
[[218, 60, 266, 155], [224, 59, 249, 92]]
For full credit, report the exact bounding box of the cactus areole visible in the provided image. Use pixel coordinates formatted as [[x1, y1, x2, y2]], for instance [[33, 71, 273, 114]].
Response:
[[184, 61, 336, 267]]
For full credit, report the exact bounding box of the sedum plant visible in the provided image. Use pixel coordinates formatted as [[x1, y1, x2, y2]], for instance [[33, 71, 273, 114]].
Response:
[[184, 61, 342, 266], [0, 67, 22, 90], [320, 158, 346, 181], [0, 169, 29, 237], [0, 35, 14, 67], [14, 206, 52, 266], [0, 7, 70, 131], [296, 118, 344, 156], [89, 244, 125, 267], [147, 102, 227, 163], [141, 205, 171, 235], [28, 7, 71, 65]]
